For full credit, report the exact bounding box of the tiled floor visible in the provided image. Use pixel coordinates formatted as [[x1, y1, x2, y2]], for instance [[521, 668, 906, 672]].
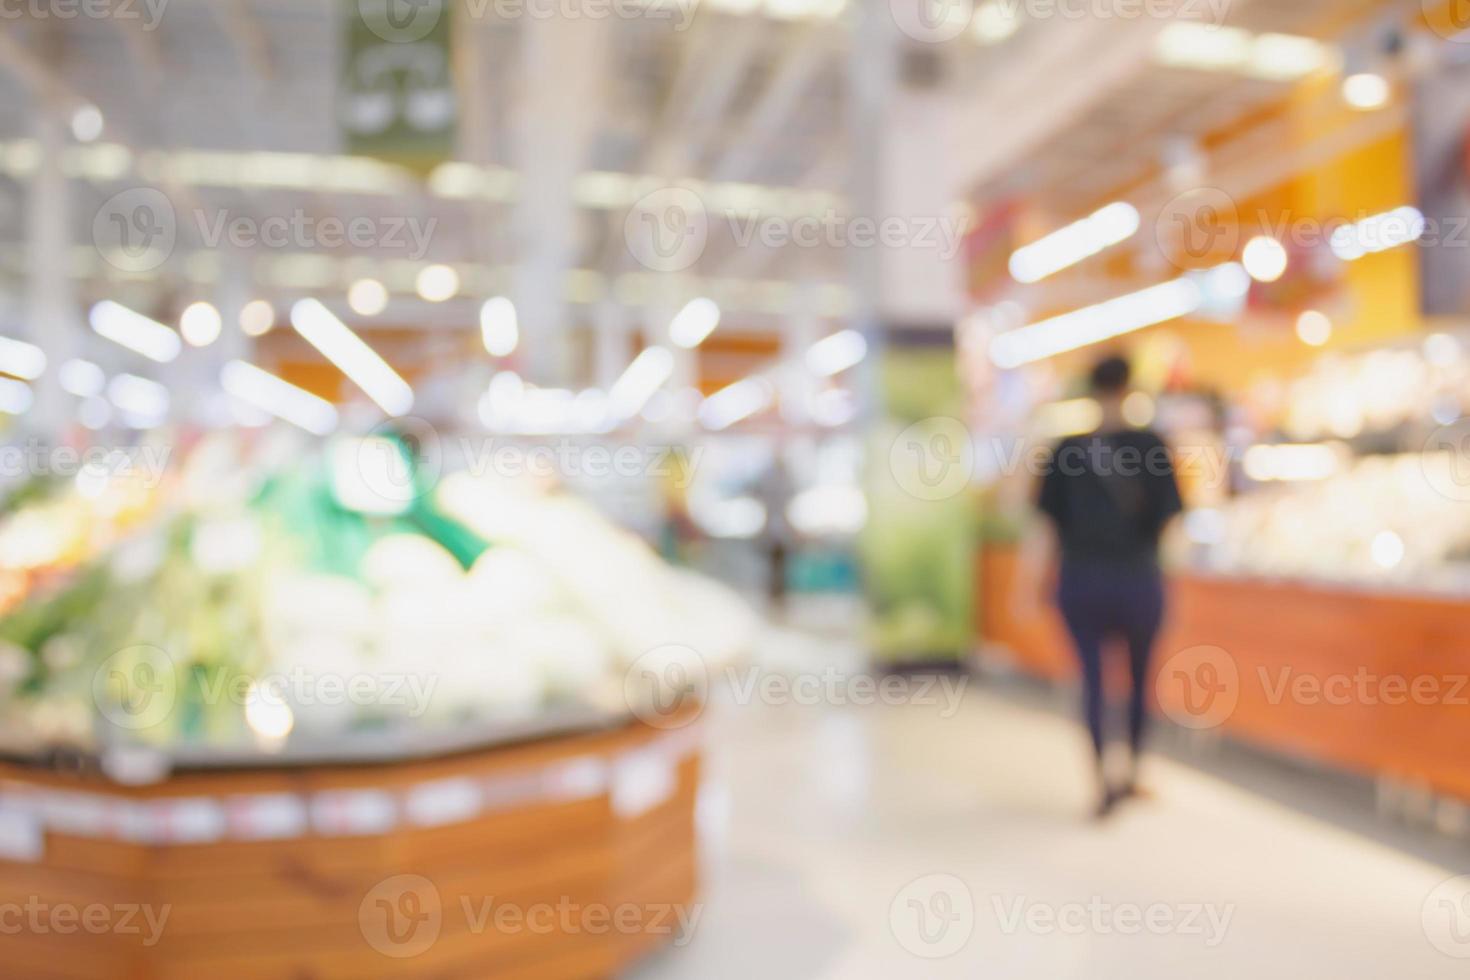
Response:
[[634, 636, 1470, 979]]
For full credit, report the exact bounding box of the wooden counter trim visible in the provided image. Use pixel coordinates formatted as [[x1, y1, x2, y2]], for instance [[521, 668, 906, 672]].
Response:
[[0, 713, 704, 979], [978, 544, 1470, 801]]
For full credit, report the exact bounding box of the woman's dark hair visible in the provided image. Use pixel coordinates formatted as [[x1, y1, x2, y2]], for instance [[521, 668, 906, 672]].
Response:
[[1089, 356, 1131, 395]]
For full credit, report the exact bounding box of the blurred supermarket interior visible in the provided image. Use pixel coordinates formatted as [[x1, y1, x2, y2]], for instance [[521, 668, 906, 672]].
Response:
[[1, 0, 1470, 977]]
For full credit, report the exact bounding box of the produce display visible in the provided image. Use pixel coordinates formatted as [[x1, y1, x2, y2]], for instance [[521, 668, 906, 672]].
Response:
[[0, 430, 756, 758], [1174, 451, 1470, 593]]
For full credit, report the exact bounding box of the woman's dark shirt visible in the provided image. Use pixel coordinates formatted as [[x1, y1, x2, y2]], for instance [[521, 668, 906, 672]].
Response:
[[1036, 428, 1184, 567]]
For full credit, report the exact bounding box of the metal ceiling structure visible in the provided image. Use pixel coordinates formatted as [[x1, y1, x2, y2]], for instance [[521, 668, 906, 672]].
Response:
[[0, 0, 1404, 358]]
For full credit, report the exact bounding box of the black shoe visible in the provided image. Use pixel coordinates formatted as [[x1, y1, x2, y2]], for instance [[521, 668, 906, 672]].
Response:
[[1093, 788, 1120, 821]]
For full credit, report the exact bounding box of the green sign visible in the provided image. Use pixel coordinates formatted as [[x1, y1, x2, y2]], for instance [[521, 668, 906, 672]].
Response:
[[860, 332, 977, 666], [341, 0, 457, 172]]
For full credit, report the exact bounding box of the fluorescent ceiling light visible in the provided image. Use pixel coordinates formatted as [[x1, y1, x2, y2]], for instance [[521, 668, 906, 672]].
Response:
[[106, 373, 169, 422], [1295, 310, 1332, 347], [972, 0, 1020, 44], [805, 329, 868, 376], [415, 264, 459, 303], [990, 277, 1204, 369], [0, 336, 47, 380], [1009, 202, 1140, 284], [58, 359, 105, 397], [239, 299, 275, 337], [1342, 72, 1391, 110], [289, 298, 414, 416], [608, 346, 674, 421], [699, 377, 774, 431], [221, 360, 339, 436], [479, 297, 518, 357], [179, 301, 222, 347], [1330, 206, 1424, 261], [70, 104, 103, 143], [89, 301, 181, 363], [1155, 24, 1333, 81], [669, 298, 721, 349], [0, 377, 32, 415], [1242, 236, 1288, 283], [348, 278, 389, 317]]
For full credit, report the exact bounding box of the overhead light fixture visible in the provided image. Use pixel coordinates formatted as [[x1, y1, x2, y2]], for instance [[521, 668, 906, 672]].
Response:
[[1155, 24, 1334, 81], [1008, 202, 1141, 284], [0, 377, 33, 415], [239, 299, 276, 337], [1342, 72, 1391, 111], [69, 104, 103, 143], [348, 278, 389, 317], [1295, 310, 1332, 347], [972, 0, 1020, 44], [415, 264, 459, 303], [179, 301, 222, 347], [289, 298, 414, 416], [1330, 206, 1425, 261], [1241, 236, 1288, 282], [106, 373, 169, 425], [608, 346, 674, 422], [699, 378, 774, 431], [989, 277, 1203, 369], [58, 359, 105, 397], [0, 336, 47, 381], [805, 329, 868, 376], [221, 360, 338, 436], [479, 297, 518, 356], [77, 396, 110, 430], [669, 298, 721, 349], [89, 301, 181, 363]]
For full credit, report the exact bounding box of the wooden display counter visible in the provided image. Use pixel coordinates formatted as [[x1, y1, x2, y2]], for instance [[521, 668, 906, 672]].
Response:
[[978, 544, 1470, 801], [0, 712, 702, 979]]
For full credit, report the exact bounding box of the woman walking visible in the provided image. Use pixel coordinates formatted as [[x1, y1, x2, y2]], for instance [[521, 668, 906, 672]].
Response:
[[1026, 356, 1183, 819]]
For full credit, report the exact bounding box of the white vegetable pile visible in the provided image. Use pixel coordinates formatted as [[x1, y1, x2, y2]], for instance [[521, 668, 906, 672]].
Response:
[[262, 472, 757, 731]]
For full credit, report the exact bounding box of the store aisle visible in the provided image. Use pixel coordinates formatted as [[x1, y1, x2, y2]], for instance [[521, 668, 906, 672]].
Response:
[[635, 670, 1467, 979]]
